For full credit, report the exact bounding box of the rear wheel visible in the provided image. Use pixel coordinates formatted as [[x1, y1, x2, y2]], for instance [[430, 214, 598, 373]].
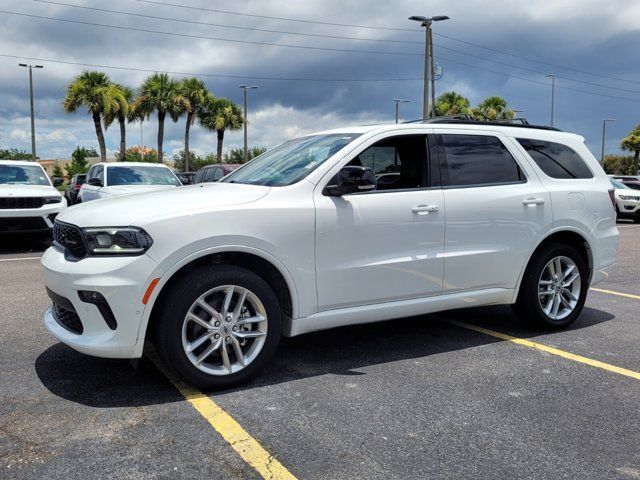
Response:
[[514, 243, 588, 329], [154, 265, 282, 389]]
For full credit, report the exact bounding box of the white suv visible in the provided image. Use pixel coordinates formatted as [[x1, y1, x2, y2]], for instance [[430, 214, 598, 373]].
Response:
[[0, 160, 66, 234], [41, 121, 619, 389], [78, 162, 182, 202]]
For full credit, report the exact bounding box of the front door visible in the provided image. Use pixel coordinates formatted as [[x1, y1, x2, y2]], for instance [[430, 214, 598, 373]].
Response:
[[314, 133, 445, 311]]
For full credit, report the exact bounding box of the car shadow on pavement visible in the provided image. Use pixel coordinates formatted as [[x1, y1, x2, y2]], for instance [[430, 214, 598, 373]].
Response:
[[35, 304, 615, 406]]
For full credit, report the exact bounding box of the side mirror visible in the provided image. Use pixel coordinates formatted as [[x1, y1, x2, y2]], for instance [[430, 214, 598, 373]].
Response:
[[325, 166, 377, 196], [88, 177, 103, 187], [179, 175, 190, 185], [52, 177, 63, 187]]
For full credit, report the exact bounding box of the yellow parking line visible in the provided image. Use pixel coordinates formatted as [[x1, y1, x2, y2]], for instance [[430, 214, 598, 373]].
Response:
[[445, 319, 640, 381], [590, 287, 640, 301], [147, 348, 297, 480]]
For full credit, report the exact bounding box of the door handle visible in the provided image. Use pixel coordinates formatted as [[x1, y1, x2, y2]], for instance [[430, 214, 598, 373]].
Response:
[[522, 198, 545, 206], [412, 205, 440, 215]]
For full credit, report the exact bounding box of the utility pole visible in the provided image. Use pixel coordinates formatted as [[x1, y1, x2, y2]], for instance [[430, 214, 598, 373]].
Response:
[[429, 28, 436, 117], [393, 99, 410, 123], [546, 74, 556, 127], [239, 84, 258, 163], [19, 63, 43, 161], [601, 119, 615, 164], [409, 15, 449, 120]]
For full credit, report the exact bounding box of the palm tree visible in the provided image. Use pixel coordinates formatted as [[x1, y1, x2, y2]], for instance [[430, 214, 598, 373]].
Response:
[[103, 84, 134, 159], [63, 71, 122, 162], [133, 73, 189, 162], [621, 125, 640, 175], [435, 91, 472, 117], [198, 97, 244, 162], [179, 78, 210, 172], [473, 96, 515, 121]]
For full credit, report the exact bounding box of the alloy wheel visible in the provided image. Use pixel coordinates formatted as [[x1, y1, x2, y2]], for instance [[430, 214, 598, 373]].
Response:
[[181, 285, 268, 376], [537, 256, 581, 321]]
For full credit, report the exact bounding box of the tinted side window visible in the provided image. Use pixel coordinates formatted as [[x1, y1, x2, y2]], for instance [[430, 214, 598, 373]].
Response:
[[203, 167, 216, 183], [194, 169, 205, 184], [441, 135, 523, 187], [212, 167, 224, 181], [517, 138, 593, 179]]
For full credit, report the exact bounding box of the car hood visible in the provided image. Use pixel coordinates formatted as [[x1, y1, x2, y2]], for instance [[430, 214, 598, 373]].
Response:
[[0, 184, 61, 198], [100, 184, 178, 196], [58, 182, 270, 227]]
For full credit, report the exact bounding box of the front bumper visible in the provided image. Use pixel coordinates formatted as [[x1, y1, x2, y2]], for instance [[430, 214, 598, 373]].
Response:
[[617, 199, 640, 218], [41, 245, 163, 358], [0, 202, 66, 233]]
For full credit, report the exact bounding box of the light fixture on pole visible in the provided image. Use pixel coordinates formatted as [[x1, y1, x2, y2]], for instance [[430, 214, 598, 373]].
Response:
[[239, 84, 258, 163], [601, 118, 615, 164], [546, 74, 556, 127], [18, 63, 43, 161], [393, 99, 411, 123], [409, 15, 450, 120]]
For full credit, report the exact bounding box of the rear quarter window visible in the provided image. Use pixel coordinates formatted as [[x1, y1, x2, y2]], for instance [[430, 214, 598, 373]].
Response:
[[517, 138, 593, 179]]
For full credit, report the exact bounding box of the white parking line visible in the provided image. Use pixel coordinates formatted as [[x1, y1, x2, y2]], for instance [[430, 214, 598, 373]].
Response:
[[0, 256, 42, 262]]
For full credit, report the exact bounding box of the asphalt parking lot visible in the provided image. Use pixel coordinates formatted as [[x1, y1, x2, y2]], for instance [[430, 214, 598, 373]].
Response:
[[1, 225, 639, 479]]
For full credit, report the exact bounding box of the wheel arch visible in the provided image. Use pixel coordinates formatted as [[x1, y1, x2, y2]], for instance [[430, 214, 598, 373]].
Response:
[[141, 248, 298, 346], [515, 229, 593, 300]]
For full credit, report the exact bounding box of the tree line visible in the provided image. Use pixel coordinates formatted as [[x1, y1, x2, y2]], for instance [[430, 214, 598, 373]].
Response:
[[63, 71, 244, 171]]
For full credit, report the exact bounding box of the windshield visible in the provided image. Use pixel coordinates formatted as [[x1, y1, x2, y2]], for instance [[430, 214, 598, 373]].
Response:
[[107, 166, 181, 186], [611, 179, 629, 189], [0, 164, 50, 186], [222, 133, 361, 186]]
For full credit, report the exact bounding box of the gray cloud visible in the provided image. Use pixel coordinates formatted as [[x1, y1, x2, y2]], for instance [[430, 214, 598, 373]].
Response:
[[0, 0, 638, 158]]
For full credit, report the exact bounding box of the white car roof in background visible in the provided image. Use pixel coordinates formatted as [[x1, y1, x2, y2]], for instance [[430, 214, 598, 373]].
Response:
[[102, 162, 172, 168], [0, 160, 44, 167]]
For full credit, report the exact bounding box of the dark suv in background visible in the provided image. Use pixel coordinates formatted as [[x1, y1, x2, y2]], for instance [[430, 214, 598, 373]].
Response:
[[64, 174, 86, 205], [193, 164, 241, 184]]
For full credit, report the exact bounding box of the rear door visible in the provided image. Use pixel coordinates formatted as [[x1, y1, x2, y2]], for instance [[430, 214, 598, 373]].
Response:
[[435, 129, 552, 293]]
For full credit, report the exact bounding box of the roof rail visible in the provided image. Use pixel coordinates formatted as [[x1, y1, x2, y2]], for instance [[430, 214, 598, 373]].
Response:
[[402, 116, 561, 132]]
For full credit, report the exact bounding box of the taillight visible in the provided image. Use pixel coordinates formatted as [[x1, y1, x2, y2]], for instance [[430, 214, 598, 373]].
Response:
[[608, 189, 616, 209], [75, 184, 81, 189]]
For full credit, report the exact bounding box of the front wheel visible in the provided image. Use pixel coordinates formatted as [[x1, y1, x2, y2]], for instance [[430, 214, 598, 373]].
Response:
[[513, 243, 588, 329], [154, 265, 282, 389]]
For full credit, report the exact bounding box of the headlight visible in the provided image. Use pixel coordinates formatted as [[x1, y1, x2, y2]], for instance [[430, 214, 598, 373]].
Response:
[[43, 196, 62, 204], [83, 227, 153, 255], [619, 195, 640, 201]]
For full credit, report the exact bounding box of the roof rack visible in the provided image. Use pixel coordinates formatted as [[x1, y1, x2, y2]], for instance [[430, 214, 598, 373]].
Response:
[[402, 116, 561, 132]]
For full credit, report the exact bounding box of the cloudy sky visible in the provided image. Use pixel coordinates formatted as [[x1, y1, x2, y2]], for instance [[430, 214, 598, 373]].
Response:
[[0, 0, 639, 160]]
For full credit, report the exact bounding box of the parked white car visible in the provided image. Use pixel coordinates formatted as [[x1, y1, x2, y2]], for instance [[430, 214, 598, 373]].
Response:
[[610, 178, 640, 222], [78, 162, 181, 202], [0, 160, 66, 234], [41, 120, 619, 389]]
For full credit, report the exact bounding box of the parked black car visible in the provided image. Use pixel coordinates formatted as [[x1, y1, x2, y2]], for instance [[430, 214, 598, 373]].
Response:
[[64, 174, 86, 205], [193, 164, 241, 184]]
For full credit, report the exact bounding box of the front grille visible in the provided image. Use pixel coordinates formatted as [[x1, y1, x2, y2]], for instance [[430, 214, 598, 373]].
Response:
[[52, 303, 84, 334], [0, 197, 45, 209], [53, 221, 87, 259], [0, 217, 48, 232]]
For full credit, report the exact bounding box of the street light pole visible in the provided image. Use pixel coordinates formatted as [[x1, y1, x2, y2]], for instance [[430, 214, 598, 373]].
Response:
[[601, 119, 615, 164], [546, 74, 556, 127], [393, 99, 410, 123], [19, 63, 43, 161], [409, 15, 449, 120], [239, 84, 258, 163]]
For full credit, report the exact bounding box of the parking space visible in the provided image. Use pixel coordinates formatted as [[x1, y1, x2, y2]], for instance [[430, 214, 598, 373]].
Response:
[[1, 226, 639, 479]]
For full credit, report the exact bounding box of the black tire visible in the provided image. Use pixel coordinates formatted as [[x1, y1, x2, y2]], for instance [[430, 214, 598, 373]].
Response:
[[513, 242, 588, 329], [154, 264, 282, 390]]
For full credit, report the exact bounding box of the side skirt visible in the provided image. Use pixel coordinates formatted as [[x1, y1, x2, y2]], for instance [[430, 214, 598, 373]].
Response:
[[287, 288, 515, 337]]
